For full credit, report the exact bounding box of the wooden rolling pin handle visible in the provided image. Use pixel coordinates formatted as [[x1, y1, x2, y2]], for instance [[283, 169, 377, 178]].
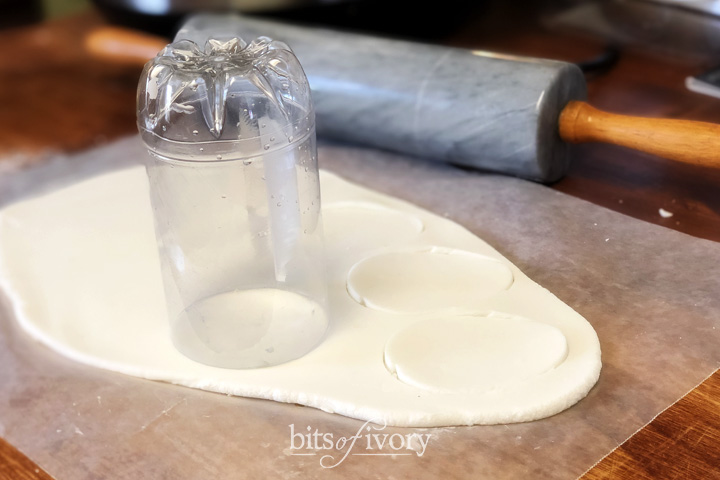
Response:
[[85, 27, 168, 67], [559, 101, 720, 169]]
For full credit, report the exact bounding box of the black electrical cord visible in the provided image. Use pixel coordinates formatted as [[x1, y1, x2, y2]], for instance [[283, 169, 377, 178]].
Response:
[[576, 46, 621, 79]]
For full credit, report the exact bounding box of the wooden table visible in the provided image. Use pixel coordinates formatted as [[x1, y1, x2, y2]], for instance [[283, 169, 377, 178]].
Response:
[[0, 5, 718, 479]]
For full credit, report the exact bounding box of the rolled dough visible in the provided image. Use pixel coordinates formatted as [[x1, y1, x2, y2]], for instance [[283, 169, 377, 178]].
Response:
[[0, 166, 601, 427]]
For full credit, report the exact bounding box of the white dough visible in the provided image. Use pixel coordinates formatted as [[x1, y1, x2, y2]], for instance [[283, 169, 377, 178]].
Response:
[[384, 315, 569, 394], [347, 248, 514, 313], [0, 166, 601, 427]]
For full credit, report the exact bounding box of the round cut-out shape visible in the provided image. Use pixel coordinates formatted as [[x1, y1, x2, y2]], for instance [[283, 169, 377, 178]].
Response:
[[384, 315, 569, 393], [346, 247, 514, 313], [322, 202, 424, 256], [173, 288, 327, 369]]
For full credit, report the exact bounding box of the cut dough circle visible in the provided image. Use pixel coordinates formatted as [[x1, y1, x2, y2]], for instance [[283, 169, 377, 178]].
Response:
[[322, 202, 424, 259], [173, 289, 327, 369], [347, 247, 514, 313], [384, 315, 569, 394]]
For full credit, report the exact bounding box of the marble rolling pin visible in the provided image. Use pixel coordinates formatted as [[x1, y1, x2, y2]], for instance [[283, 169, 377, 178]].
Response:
[[87, 14, 720, 183]]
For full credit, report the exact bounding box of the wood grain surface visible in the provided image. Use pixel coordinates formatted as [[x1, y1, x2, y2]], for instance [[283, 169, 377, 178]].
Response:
[[583, 371, 720, 479], [0, 437, 53, 480], [559, 100, 720, 170], [0, 4, 718, 479]]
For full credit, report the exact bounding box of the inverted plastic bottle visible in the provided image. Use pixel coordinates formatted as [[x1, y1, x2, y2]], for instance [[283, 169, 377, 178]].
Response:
[[137, 37, 327, 369]]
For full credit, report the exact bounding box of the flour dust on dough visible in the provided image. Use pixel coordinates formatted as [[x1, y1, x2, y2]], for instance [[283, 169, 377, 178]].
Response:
[[0, 166, 601, 427]]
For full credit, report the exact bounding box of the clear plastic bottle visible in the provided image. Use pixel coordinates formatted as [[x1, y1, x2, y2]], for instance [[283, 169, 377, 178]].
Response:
[[137, 37, 327, 369]]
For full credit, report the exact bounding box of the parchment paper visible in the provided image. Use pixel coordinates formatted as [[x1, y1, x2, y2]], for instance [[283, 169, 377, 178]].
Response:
[[0, 137, 718, 479]]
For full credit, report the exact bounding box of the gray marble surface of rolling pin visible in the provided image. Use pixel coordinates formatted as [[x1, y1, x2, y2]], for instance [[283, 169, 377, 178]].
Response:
[[175, 14, 587, 183]]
